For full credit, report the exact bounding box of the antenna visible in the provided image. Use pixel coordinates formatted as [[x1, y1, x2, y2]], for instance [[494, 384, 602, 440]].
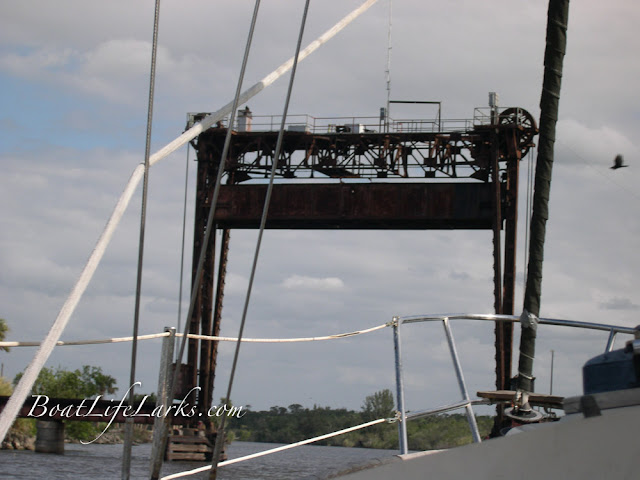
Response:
[[550, 349, 555, 395], [384, 0, 393, 131]]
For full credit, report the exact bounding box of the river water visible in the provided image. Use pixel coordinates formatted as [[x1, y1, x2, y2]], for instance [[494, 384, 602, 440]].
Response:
[[0, 441, 396, 479]]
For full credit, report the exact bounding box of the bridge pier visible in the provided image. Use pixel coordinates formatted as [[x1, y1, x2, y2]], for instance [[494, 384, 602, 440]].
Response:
[[35, 420, 65, 454]]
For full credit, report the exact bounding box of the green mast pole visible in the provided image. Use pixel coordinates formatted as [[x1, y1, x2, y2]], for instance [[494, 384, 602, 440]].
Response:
[[516, 0, 570, 402]]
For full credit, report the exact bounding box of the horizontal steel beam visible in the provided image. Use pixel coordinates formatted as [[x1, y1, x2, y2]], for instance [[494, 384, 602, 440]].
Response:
[[214, 182, 493, 229]]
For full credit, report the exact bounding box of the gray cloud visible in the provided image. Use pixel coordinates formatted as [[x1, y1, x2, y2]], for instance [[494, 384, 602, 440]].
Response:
[[599, 297, 640, 311]]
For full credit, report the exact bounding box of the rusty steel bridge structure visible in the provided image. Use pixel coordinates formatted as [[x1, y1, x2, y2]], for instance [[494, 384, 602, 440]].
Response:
[[181, 105, 538, 430]]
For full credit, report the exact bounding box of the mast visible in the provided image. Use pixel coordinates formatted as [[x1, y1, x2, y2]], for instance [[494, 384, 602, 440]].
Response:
[[515, 0, 570, 405]]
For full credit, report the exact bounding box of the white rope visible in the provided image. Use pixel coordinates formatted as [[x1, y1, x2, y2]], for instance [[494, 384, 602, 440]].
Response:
[[0, 332, 170, 348], [182, 322, 390, 343], [0, 323, 391, 348], [0, 164, 144, 443], [160, 417, 390, 480]]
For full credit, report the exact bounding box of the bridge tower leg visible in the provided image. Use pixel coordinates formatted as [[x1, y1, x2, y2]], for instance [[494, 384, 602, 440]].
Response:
[[186, 139, 232, 425], [492, 130, 522, 436]]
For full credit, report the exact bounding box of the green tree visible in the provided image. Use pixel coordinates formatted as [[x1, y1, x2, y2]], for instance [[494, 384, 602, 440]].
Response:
[[0, 318, 9, 352], [225, 397, 493, 451], [14, 365, 117, 399], [0, 376, 12, 395], [13, 365, 118, 441], [77, 365, 117, 397], [1, 318, 14, 407], [0, 318, 9, 394], [288, 403, 304, 414], [362, 388, 395, 421]]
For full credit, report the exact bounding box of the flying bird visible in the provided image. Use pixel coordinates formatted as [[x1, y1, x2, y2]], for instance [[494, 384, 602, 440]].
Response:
[[611, 154, 628, 170]]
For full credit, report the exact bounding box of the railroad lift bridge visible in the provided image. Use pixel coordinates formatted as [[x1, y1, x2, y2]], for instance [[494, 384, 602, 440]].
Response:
[[181, 100, 538, 432]]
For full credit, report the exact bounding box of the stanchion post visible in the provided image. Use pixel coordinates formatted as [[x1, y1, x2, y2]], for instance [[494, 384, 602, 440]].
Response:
[[150, 327, 176, 479], [442, 318, 481, 443], [393, 317, 408, 454]]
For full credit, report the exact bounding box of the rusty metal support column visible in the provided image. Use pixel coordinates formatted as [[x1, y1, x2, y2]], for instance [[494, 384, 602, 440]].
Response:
[[196, 225, 215, 416], [190, 154, 233, 422], [491, 155, 520, 436], [205, 228, 231, 411], [502, 156, 520, 344], [491, 127, 504, 353], [187, 153, 217, 410], [490, 126, 508, 437]]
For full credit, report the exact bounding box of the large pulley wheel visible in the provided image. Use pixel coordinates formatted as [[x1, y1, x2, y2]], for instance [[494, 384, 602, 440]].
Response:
[[499, 107, 537, 157]]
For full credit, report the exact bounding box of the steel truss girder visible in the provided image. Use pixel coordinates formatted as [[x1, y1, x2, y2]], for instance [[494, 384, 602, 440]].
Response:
[[192, 118, 534, 182]]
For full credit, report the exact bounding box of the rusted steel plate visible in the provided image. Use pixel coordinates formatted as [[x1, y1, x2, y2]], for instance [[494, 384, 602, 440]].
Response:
[[213, 182, 493, 229]]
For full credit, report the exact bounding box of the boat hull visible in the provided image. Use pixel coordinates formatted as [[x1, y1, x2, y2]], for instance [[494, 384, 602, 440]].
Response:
[[332, 394, 640, 479]]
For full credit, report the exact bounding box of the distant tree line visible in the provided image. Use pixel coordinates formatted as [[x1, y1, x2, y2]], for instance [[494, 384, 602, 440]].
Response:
[[227, 389, 492, 451]]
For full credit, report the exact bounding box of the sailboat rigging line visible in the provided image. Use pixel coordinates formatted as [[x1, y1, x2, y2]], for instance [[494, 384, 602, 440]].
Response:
[[148, 0, 379, 169], [0, 332, 171, 347], [155, 2, 264, 478], [517, 0, 570, 395], [210, 2, 311, 478], [4, 314, 632, 347], [183, 323, 390, 342], [123, 2, 162, 478], [0, 322, 390, 348], [162, 418, 390, 480]]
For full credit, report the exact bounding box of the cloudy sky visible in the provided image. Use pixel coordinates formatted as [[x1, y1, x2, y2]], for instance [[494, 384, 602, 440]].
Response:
[[1, 0, 639, 418]]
